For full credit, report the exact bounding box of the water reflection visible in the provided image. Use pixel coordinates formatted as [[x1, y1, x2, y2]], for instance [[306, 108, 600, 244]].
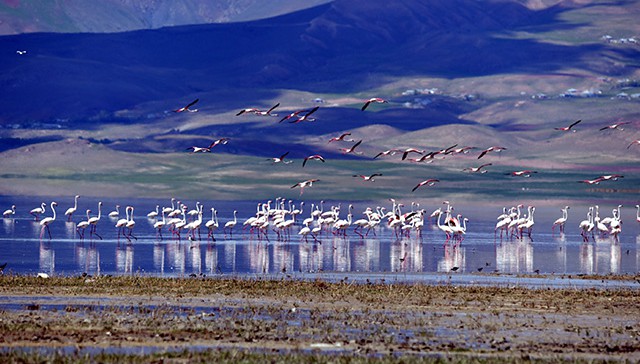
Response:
[[39, 241, 55, 274], [438, 242, 466, 272], [2, 218, 15, 235], [115, 243, 133, 274], [75, 242, 100, 274], [496, 238, 533, 273]]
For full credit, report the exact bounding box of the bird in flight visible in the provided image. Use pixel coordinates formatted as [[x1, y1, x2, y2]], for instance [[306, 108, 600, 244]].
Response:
[[236, 107, 260, 116], [598, 174, 623, 181], [302, 154, 325, 167], [353, 174, 382, 182], [174, 99, 199, 113], [289, 106, 320, 123], [291, 179, 319, 195], [463, 163, 492, 173], [340, 140, 363, 154], [255, 103, 280, 116], [401, 148, 425, 161], [578, 178, 604, 185], [16, 50, 27, 55], [361, 98, 388, 111], [373, 149, 402, 159], [412, 178, 440, 192], [554, 119, 581, 132], [506, 170, 537, 177], [627, 140, 640, 149], [477, 146, 506, 159], [328, 132, 355, 143], [269, 152, 293, 164], [600, 121, 631, 131], [186, 138, 229, 153]]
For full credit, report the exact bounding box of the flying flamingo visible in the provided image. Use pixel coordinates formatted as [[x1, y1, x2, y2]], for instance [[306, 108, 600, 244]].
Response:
[[373, 149, 402, 159], [578, 178, 604, 185], [412, 178, 440, 192], [478, 146, 507, 159], [554, 119, 581, 131], [361, 97, 388, 111], [463, 163, 492, 173], [401, 148, 425, 160], [2, 205, 16, 218], [552, 206, 570, 233], [598, 174, 623, 181], [174, 99, 199, 113], [255, 103, 280, 116], [628, 140, 640, 149], [39, 202, 57, 239], [353, 173, 382, 181], [291, 179, 319, 196], [339, 140, 363, 154], [269, 151, 293, 164], [279, 110, 305, 123], [328, 132, 355, 143], [30, 203, 46, 221], [506, 170, 538, 177], [302, 154, 325, 167], [290, 106, 320, 123], [64, 195, 80, 222], [600, 121, 631, 131], [76, 209, 91, 239]]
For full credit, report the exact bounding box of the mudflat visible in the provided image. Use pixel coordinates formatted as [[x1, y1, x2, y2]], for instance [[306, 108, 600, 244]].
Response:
[[0, 275, 639, 363]]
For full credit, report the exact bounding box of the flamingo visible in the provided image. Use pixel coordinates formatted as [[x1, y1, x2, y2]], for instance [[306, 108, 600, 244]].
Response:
[[30, 203, 46, 221], [495, 208, 512, 239], [108, 205, 120, 218], [255, 103, 280, 116], [353, 173, 382, 182], [302, 154, 325, 167], [552, 206, 569, 233], [76, 209, 91, 239], [599, 121, 631, 131], [16, 50, 27, 55], [412, 178, 440, 192], [88, 201, 103, 240], [578, 178, 604, 185], [153, 209, 167, 240], [328, 132, 355, 143], [554, 119, 581, 131], [289, 106, 319, 123], [506, 170, 537, 177], [598, 174, 623, 181], [185, 204, 203, 241], [401, 148, 425, 161], [39, 202, 57, 239], [628, 140, 640, 149], [269, 151, 293, 164], [115, 206, 130, 239], [126, 207, 136, 241], [279, 109, 305, 123], [291, 179, 319, 196], [205, 208, 219, 241], [339, 140, 363, 154], [236, 107, 260, 116], [436, 211, 453, 242], [64, 195, 80, 222], [463, 163, 492, 173], [224, 210, 237, 238], [373, 149, 402, 159], [635, 204, 640, 224], [147, 205, 159, 219], [174, 98, 199, 113], [518, 207, 535, 238], [478, 146, 507, 159], [579, 207, 594, 241], [361, 97, 388, 111], [2, 205, 16, 218]]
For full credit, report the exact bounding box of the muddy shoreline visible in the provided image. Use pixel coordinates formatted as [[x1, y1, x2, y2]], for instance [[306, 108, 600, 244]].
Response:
[[1, 275, 639, 362]]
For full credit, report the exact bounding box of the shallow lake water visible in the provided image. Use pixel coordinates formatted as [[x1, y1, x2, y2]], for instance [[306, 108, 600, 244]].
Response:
[[1, 196, 638, 280]]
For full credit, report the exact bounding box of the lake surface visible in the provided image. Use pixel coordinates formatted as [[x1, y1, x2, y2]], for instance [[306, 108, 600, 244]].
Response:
[[1, 195, 639, 279]]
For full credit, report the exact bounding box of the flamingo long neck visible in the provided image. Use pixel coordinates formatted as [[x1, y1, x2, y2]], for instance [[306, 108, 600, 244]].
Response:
[[232, 211, 237, 224], [51, 202, 57, 220], [73, 196, 78, 209], [129, 208, 134, 221], [125, 207, 130, 221], [86, 209, 91, 220], [97, 203, 102, 220]]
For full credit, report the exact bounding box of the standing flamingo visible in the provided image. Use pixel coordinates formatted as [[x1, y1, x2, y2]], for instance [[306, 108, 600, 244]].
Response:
[[87, 201, 103, 240], [76, 209, 92, 239], [64, 195, 80, 222], [108, 205, 120, 218], [126, 207, 136, 241], [224, 210, 237, 238], [205, 208, 219, 241], [30, 203, 46, 221], [39, 202, 57, 239], [115, 206, 130, 239], [552, 206, 569, 233], [153, 209, 167, 240], [2, 205, 16, 218]]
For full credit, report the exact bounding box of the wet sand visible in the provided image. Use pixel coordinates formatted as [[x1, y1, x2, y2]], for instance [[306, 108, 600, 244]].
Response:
[[1, 275, 639, 363]]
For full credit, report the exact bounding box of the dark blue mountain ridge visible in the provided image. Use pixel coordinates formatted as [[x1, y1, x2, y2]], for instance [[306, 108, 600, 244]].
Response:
[[0, 0, 636, 127]]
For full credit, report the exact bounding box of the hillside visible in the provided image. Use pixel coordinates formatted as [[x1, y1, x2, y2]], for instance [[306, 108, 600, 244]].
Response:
[[0, 0, 639, 200]]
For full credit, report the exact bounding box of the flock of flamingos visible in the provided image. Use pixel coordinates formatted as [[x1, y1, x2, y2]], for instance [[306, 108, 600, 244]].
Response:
[[2, 97, 639, 242]]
